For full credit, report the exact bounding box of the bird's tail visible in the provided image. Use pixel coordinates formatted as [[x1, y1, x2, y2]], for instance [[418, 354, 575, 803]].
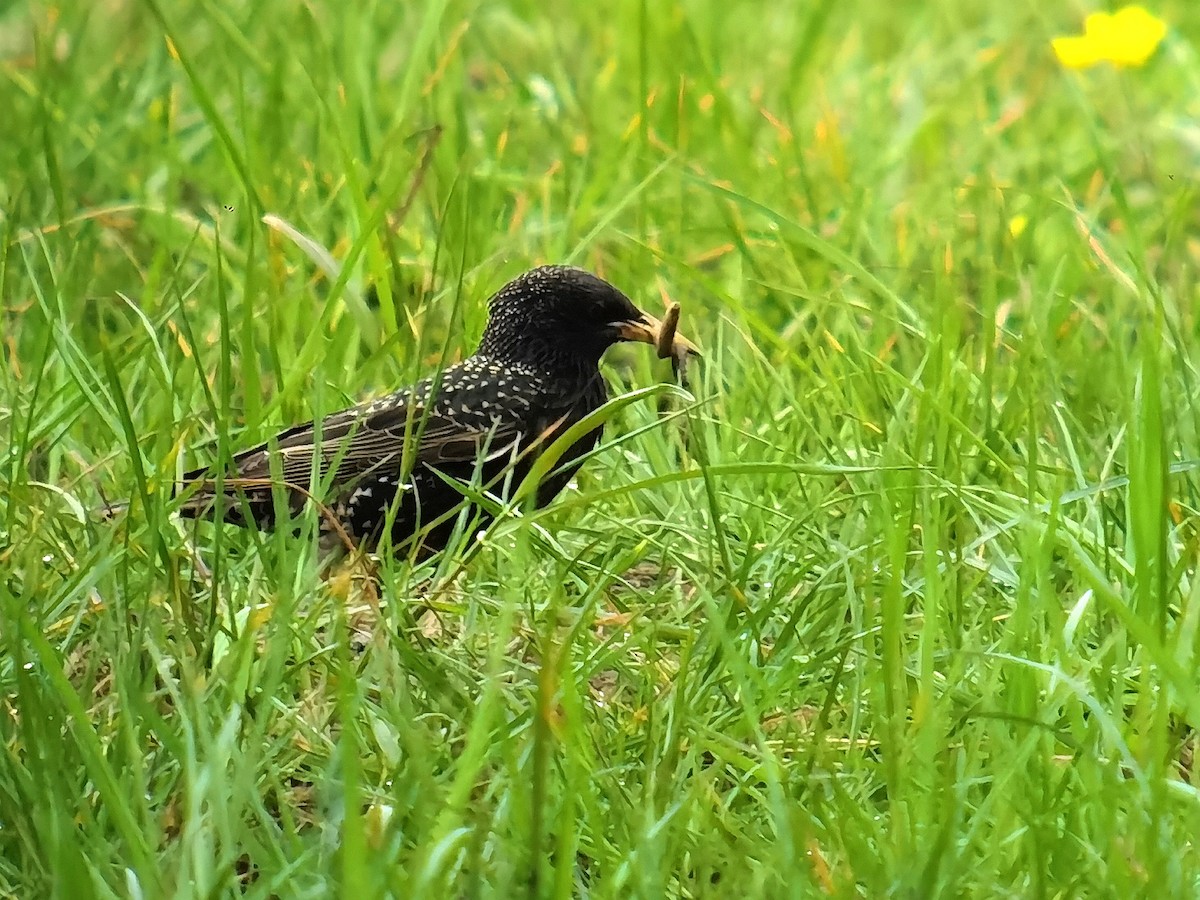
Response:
[[95, 498, 130, 520], [90, 483, 251, 525], [172, 477, 256, 524]]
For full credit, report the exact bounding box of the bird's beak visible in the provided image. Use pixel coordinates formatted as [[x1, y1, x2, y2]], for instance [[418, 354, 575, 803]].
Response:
[[615, 312, 702, 358]]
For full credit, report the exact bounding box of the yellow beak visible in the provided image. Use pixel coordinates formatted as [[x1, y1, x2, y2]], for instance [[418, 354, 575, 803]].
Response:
[[615, 312, 701, 359]]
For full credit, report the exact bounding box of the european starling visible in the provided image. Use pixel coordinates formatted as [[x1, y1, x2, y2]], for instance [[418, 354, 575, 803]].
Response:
[[176, 265, 699, 555]]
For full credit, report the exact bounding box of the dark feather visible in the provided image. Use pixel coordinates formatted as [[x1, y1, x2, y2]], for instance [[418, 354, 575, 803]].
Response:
[[177, 356, 603, 552], [170, 265, 695, 556]]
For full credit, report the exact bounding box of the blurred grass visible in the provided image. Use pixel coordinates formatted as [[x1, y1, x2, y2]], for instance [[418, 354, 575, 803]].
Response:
[[3, 0, 1200, 896]]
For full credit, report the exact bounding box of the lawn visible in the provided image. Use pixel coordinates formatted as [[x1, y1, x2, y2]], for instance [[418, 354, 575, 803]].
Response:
[[3, 0, 1200, 896]]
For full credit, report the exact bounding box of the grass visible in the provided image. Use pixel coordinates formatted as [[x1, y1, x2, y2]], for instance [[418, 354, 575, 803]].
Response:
[[3, 0, 1200, 895]]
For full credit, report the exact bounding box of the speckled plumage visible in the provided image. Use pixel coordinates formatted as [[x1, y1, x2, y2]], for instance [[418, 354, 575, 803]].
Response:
[[176, 265, 695, 555]]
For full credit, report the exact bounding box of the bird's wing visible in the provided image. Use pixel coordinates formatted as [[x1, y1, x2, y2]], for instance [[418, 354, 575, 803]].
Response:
[[207, 391, 529, 492]]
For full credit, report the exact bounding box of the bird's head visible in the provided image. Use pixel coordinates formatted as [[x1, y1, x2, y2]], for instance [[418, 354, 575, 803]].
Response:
[[476, 265, 700, 376]]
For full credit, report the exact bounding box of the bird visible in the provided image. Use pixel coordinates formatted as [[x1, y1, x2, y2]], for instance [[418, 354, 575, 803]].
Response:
[[175, 265, 699, 556]]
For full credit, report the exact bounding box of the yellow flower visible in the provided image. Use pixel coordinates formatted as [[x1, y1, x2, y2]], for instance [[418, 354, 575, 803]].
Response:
[[1052, 5, 1167, 69]]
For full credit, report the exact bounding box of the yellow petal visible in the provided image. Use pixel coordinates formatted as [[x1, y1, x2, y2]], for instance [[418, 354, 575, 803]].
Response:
[[1112, 5, 1167, 39], [1053, 7, 1166, 69], [1008, 214, 1029, 239], [1107, 5, 1167, 66], [1052, 35, 1101, 69], [1082, 12, 1117, 41]]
